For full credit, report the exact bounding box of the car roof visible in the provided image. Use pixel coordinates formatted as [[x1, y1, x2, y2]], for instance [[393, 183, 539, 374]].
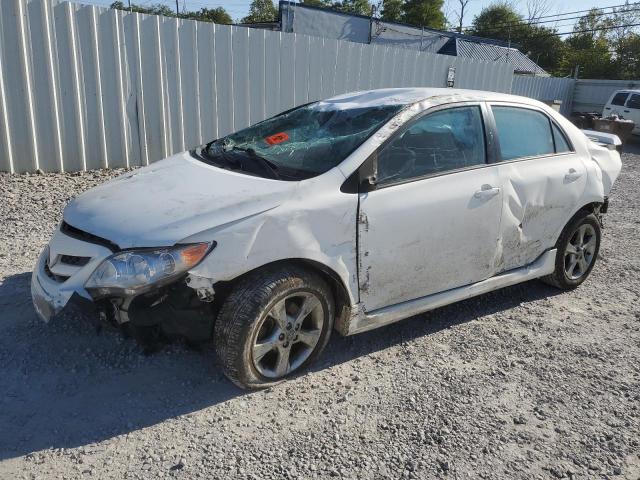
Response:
[[318, 87, 538, 109], [612, 89, 640, 94]]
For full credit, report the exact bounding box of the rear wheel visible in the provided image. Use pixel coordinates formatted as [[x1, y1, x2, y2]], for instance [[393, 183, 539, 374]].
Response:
[[541, 212, 601, 290], [214, 266, 334, 389]]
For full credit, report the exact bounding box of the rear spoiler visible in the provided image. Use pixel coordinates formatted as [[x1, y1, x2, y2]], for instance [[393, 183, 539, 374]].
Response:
[[582, 129, 623, 152]]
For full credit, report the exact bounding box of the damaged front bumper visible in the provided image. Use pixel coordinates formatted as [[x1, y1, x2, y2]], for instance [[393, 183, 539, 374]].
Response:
[[30, 244, 103, 322], [31, 227, 217, 342]]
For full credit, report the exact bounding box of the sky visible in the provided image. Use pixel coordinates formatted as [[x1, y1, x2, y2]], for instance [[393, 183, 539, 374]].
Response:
[[79, 0, 628, 27]]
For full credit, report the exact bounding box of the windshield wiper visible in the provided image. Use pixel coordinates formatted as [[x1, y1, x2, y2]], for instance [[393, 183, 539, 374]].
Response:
[[231, 147, 281, 179]]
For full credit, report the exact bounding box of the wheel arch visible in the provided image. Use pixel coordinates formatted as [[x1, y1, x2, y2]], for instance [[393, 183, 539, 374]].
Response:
[[214, 258, 354, 335], [552, 201, 604, 247]]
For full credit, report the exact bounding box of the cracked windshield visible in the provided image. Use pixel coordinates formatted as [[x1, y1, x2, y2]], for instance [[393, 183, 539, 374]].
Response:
[[199, 102, 404, 180]]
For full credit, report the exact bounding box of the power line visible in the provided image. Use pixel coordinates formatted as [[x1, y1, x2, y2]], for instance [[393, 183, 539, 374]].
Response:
[[546, 21, 640, 36], [519, 7, 640, 28], [461, 2, 638, 29]]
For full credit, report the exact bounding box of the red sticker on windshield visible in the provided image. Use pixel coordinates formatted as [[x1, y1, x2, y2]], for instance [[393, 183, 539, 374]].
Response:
[[265, 132, 289, 145]]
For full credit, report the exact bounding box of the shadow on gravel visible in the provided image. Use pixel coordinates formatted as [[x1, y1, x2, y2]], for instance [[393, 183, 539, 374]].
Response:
[[0, 271, 561, 460], [0, 272, 245, 461], [622, 135, 640, 155], [314, 279, 563, 372]]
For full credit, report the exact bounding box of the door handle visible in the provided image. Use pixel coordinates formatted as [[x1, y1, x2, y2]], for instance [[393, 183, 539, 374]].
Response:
[[624, 109, 630, 113], [564, 168, 582, 182], [474, 184, 500, 199]]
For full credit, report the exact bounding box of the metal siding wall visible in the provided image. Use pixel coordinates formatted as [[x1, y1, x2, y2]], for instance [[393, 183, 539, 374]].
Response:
[[2, 0, 515, 173], [510, 76, 576, 116]]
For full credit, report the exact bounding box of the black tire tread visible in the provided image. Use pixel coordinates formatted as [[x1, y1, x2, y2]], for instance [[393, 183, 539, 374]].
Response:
[[541, 212, 601, 290], [214, 265, 333, 389]]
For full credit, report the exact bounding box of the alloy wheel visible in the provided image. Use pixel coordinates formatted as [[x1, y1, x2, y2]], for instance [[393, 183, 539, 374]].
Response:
[[251, 292, 325, 379], [564, 223, 597, 280]]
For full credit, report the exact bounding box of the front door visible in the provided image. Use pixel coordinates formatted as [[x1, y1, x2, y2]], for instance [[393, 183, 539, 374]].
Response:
[[357, 104, 504, 312]]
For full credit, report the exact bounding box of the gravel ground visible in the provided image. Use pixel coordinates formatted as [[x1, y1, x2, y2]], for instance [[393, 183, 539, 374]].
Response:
[[0, 151, 638, 480]]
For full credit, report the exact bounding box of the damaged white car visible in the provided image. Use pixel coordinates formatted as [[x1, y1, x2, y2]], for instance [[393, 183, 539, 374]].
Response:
[[32, 88, 622, 389]]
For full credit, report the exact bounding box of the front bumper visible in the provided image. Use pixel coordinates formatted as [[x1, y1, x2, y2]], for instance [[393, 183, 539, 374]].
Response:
[[30, 227, 113, 322], [31, 226, 214, 342]]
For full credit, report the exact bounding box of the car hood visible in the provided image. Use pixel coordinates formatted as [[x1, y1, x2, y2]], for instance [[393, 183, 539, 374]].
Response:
[[63, 152, 296, 248]]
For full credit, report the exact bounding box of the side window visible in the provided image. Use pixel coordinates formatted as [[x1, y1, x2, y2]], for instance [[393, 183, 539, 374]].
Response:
[[492, 106, 554, 161], [552, 123, 572, 153], [611, 92, 629, 106], [377, 106, 486, 185], [626, 94, 640, 109]]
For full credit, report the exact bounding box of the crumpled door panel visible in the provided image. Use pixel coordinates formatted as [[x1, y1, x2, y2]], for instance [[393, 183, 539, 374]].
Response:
[[496, 154, 587, 272]]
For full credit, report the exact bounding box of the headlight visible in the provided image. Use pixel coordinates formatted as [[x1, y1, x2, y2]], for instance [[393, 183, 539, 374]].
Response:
[[85, 243, 211, 297]]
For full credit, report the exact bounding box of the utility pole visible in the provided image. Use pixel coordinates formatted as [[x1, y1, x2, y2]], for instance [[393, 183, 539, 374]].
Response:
[[128, 0, 132, 12], [176, 0, 179, 15], [368, 5, 375, 44]]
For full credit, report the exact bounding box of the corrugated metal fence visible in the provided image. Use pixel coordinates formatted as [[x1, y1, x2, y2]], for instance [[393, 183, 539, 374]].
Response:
[[0, 0, 514, 173], [510, 76, 576, 116]]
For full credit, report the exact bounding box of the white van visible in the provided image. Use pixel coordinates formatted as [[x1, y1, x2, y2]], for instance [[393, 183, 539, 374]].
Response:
[[603, 89, 640, 133]]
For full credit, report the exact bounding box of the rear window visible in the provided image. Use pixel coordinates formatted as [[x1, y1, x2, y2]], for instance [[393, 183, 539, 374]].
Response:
[[492, 106, 555, 161], [552, 123, 572, 153], [611, 92, 629, 106]]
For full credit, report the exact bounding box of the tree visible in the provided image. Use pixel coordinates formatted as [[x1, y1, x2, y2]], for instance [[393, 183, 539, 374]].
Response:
[[380, 0, 403, 21], [468, 2, 521, 41], [468, 2, 565, 75], [110, 1, 232, 24], [331, 0, 372, 16], [525, 0, 551, 22], [241, 0, 278, 23], [187, 8, 232, 24], [301, 0, 333, 7], [452, 0, 471, 33], [559, 9, 615, 78], [402, 0, 446, 29], [614, 33, 640, 79]]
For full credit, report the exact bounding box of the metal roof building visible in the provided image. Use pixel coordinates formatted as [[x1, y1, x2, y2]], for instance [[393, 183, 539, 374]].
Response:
[[239, 2, 547, 76]]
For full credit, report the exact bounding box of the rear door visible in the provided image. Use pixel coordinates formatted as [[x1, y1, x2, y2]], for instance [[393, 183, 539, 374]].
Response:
[[357, 103, 504, 311], [488, 104, 587, 272]]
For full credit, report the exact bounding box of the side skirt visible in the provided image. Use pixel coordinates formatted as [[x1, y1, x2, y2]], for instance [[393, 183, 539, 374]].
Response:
[[345, 248, 557, 336]]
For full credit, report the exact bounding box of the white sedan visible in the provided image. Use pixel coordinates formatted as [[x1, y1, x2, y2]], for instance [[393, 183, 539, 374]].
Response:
[[31, 88, 622, 388]]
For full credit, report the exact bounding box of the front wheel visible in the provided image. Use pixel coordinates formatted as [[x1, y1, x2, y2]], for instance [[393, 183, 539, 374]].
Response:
[[541, 212, 601, 290], [214, 266, 334, 389]]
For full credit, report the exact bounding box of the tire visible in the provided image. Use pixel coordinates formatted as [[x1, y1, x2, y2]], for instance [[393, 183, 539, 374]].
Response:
[[214, 265, 334, 389], [541, 212, 601, 290]]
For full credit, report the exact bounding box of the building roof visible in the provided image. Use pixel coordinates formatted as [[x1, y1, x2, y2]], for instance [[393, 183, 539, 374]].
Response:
[[275, 1, 546, 76], [455, 39, 547, 76]]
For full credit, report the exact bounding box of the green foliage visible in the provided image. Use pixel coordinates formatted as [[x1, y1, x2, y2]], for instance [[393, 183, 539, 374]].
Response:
[[469, 2, 520, 40], [241, 0, 278, 23], [334, 0, 373, 16], [468, 1, 640, 79], [300, 0, 333, 8], [615, 34, 640, 79], [110, 2, 232, 24], [401, 0, 446, 29], [469, 2, 566, 75], [187, 8, 233, 24], [380, 0, 403, 22]]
